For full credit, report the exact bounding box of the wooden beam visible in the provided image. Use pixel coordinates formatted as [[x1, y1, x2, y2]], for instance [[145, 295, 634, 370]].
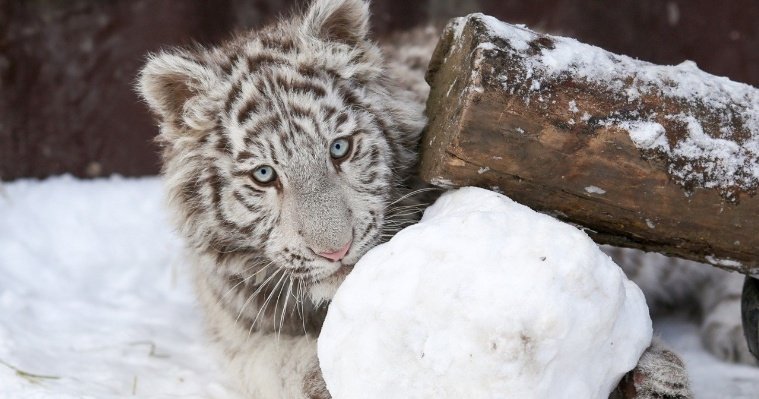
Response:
[[420, 14, 759, 274]]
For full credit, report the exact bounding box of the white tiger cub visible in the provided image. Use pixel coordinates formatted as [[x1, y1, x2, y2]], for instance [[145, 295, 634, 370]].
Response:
[[605, 247, 755, 365], [135, 0, 752, 397]]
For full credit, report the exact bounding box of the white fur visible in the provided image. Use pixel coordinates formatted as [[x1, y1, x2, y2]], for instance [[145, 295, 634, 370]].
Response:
[[138, 1, 432, 397]]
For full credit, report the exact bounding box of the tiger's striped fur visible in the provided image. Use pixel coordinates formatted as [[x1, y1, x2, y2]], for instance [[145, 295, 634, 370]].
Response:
[[605, 246, 755, 365], [139, 1, 433, 396], [138, 0, 749, 397]]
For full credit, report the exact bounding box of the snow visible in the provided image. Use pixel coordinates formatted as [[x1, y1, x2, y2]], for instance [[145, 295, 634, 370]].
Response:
[[429, 177, 455, 188], [1, 176, 757, 398], [318, 187, 652, 399], [0, 176, 241, 399], [568, 100, 579, 113], [584, 185, 607, 195], [621, 121, 669, 150], [704, 255, 744, 269], [622, 116, 756, 192], [466, 14, 759, 194]]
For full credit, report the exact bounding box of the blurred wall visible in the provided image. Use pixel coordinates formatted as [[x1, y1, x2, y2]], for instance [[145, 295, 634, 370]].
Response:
[[1, 0, 757, 180]]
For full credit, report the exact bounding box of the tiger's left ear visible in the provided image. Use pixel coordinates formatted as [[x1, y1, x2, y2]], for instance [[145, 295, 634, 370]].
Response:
[[302, 0, 370, 45]]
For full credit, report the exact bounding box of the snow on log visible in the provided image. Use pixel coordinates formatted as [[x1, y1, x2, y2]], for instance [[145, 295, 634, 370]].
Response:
[[420, 14, 759, 274]]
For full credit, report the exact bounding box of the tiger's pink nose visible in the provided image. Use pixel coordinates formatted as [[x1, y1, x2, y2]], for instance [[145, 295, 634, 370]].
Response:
[[317, 240, 352, 262]]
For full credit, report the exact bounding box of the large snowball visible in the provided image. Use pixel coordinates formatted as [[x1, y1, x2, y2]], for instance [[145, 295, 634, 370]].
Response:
[[318, 187, 652, 399]]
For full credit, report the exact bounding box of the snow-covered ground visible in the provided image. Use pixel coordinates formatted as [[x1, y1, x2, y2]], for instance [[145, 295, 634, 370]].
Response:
[[0, 176, 757, 398], [0, 176, 242, 399]]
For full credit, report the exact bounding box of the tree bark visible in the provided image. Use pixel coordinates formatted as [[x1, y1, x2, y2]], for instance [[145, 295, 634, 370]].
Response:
[[420, 14, 759, 274]]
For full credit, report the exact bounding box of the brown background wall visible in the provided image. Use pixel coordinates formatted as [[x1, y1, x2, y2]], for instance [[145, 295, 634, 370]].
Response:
[[1, 0, 757, 180]]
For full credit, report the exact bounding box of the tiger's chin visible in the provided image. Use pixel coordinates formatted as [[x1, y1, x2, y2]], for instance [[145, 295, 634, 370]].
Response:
[[308, 264, 355, 303], [306, 234, 373, 303]]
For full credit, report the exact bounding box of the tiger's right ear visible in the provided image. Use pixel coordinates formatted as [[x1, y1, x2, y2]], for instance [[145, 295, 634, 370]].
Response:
[[137, 51, 219, 132], [302, 0, 370, 46]]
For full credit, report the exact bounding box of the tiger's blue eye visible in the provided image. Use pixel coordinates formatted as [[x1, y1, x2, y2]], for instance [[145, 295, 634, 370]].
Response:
[[252, 165, 277, 184], [330, 138, 351, 159]]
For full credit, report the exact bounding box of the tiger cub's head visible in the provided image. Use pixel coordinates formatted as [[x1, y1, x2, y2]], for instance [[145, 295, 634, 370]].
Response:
[[137, 0, 425, 301]]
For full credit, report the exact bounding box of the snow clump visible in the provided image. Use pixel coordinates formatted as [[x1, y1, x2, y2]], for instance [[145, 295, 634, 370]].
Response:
[[318, 187, 652, 399]]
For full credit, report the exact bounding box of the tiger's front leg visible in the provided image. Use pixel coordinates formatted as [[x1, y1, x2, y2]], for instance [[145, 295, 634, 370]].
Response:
[[611, 338, 692, 399]]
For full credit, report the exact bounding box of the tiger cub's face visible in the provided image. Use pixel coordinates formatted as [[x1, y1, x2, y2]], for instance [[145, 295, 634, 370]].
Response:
[[138, 0, 421, 301]]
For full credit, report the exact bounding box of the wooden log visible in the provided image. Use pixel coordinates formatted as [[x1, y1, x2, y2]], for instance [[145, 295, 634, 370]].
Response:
[[420, 14, 759, 274]]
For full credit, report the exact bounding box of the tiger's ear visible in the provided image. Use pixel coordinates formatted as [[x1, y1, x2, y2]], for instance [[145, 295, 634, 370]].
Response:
[[302, 0, 371, 45], [137, 51, 219, 131]]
